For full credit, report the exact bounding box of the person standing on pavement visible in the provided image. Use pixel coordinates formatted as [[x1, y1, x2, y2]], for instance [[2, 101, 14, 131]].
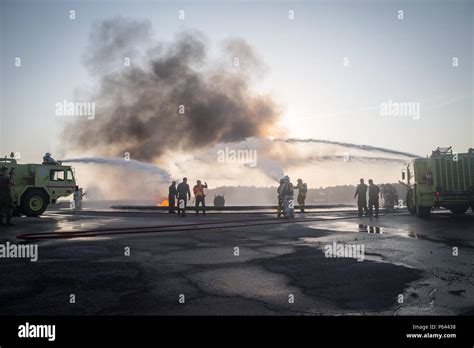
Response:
[[73, 186, 85, 210], [354, 178, 368, 217], [0, 167, 14, 226], [368, 179, 381, 218], [295, 178, 308, 213], [193, 180, 208, 215], [176, 177, 191, 217], [168, 181, 178, 214], [277, 178, 285, 217]]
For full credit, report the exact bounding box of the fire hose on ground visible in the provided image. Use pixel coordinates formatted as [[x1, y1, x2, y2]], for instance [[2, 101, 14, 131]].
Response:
[[16, 211, 400, 241]]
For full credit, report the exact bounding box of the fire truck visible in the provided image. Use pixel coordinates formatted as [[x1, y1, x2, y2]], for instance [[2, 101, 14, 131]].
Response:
[[0, 153, 77, 216], [401, 147, 474, 217]]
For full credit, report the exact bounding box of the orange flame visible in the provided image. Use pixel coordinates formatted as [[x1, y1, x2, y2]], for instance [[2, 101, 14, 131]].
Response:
[[157, 198, 169, 207]]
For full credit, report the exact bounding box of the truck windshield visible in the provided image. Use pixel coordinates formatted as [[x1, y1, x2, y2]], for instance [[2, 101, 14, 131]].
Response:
[[66, 170, 74, 181]]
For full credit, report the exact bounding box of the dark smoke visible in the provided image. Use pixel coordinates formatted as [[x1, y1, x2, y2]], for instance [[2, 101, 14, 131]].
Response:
[[66, 17, 280, 162], [83, 17, 153, 75]]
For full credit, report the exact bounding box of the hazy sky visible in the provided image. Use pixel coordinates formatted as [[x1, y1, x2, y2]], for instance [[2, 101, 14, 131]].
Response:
[[1, 0, 473, 164]]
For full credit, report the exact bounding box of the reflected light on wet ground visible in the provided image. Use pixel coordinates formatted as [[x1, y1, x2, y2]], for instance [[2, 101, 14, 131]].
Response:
[[45, 213, 125, 238], [358, 224, 383, 234], [307, 220, 428, 240]]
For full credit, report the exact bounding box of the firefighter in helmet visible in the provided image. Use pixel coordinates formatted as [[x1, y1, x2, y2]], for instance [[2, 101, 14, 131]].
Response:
[[295, 178, 308, 213]]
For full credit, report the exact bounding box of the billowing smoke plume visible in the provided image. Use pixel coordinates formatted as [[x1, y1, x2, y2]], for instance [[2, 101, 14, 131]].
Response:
[[65, 17, 281, 162]]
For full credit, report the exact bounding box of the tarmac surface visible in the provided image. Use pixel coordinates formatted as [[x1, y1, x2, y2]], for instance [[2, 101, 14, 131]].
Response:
[[0, 207, 473, 315]]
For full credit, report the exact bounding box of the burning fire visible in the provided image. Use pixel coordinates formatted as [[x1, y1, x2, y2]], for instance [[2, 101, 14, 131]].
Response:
[[157, 197, 169, 207]]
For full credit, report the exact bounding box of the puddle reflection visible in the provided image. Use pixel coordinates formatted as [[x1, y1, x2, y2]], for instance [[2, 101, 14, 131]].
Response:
[[358, 224, 382, 234]]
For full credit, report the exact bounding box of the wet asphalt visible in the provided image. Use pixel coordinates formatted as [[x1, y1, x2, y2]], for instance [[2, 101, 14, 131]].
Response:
[[0, 208, 472, 315]]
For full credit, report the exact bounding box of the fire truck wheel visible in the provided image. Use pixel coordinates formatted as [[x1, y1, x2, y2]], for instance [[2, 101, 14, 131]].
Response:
[[21, 189, 49, 217]]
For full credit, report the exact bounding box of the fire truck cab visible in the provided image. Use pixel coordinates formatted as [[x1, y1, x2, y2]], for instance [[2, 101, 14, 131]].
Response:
[[0, 154, 77, 216]]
